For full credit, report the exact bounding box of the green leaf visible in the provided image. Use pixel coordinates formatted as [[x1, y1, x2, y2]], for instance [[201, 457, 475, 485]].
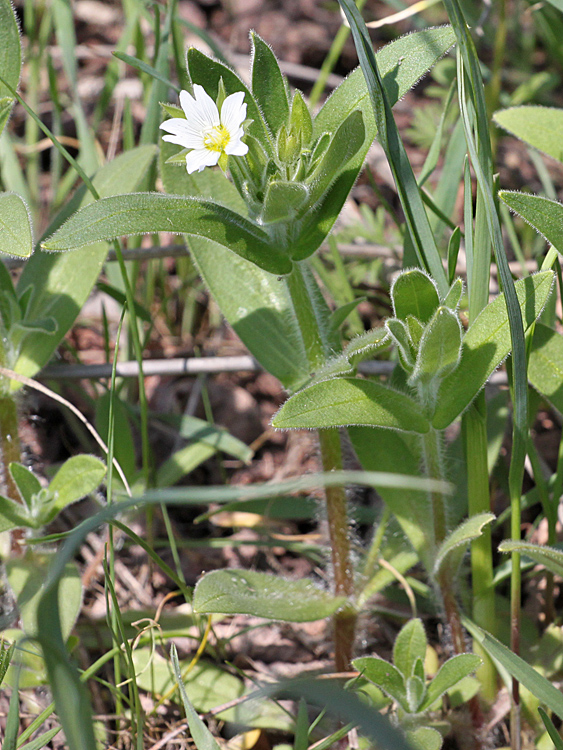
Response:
[[432, 272, 554, 429], [498, 539, 563, 578], [272, 377, 430, 433], [9, 462, 41, 508], [494, 106, 563, 164], [0, 192, 33, 258], [386, 318, 415, 370], [406, 675, 426, 712], [433, 513, 495, 577], [406, 727, 443, 750], [302, 110, 365, 211], [499, 191, 563, 255], [353, 656, 408, 710], [411, 306, 462, 385], [42, 192, 292, 275], [156, 412, 253, 464], [528, 324, 563, 413], [393, 618, 428, 679], [392, 269, 440, 324], [156, 442, 218, 487], [474, 628, 563, 720], [193, 569, 346, 622], [0, 0, 21, 136], [0, 495, 33, 532], [538, 707, 563, 750], [187, 47, 272, 153], [328, 297, 366, 334], [96, 393, 136, 482], [295, 26, 457, 261], [418, 654, 481, 711], [171, 645, 223, 750], [6, 555, 82, 641], [192, 242, 312, 391], [18, 727, 63, 750], [444, 277, 463, 310], [251, 32, 289, 136], [15, 145, 158, 383], [48, 455, 106, 516]]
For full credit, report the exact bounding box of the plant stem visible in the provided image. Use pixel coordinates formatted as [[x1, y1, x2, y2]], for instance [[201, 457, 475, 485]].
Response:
[[421, 426, 446, 547], [422, 422, 484, 738], [318, 427, 356, 672], [462, 394, 497, 702], [286, 262, 357, 671], [0, 396, 20, 501]]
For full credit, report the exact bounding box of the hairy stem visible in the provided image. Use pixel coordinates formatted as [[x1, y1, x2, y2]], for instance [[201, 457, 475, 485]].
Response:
[[286, 262, 357, 671]]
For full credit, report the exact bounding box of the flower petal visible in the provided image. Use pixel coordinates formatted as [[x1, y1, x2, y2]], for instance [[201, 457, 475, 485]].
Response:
[[160, 119, 206, 149], [185, 147, 220, 174], [220, 91, 247, 134], [225, 139, 248, 156], [193, 84, 220, 127]]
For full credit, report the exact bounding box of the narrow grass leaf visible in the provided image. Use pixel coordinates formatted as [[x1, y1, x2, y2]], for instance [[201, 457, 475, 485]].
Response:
[[337, 0, 449, 295], [18, 728, 62, 750], [538, 707, 563, 750], [474, 629, 563, 719]]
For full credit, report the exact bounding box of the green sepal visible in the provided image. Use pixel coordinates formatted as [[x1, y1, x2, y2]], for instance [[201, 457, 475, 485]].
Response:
[[161, 102, 184, 119], [165, 147, 190, 165]]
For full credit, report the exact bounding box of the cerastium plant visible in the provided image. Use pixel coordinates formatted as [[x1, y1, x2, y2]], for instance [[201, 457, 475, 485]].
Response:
[[41, 23, 458, 674]]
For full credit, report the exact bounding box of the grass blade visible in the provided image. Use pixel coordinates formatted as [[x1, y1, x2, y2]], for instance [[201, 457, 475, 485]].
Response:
[[337, 0, 449, 295]]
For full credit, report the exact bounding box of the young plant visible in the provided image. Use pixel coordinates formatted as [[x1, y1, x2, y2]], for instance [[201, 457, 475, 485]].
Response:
[[354, 618, 481, 750]]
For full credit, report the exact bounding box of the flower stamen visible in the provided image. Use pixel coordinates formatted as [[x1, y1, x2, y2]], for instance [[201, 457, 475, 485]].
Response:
[[203, 125, 231, 153]]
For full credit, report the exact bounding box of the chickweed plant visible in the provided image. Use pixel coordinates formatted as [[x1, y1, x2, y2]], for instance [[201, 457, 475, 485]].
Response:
[[1, 0, 563, 749]]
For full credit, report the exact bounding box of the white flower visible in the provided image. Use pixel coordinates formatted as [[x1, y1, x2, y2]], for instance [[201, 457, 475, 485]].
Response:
[[160, 84, 248, 174]]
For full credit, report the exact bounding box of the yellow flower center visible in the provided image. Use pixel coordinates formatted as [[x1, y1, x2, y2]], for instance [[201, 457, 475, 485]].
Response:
[[203, 124, 231, 152]]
